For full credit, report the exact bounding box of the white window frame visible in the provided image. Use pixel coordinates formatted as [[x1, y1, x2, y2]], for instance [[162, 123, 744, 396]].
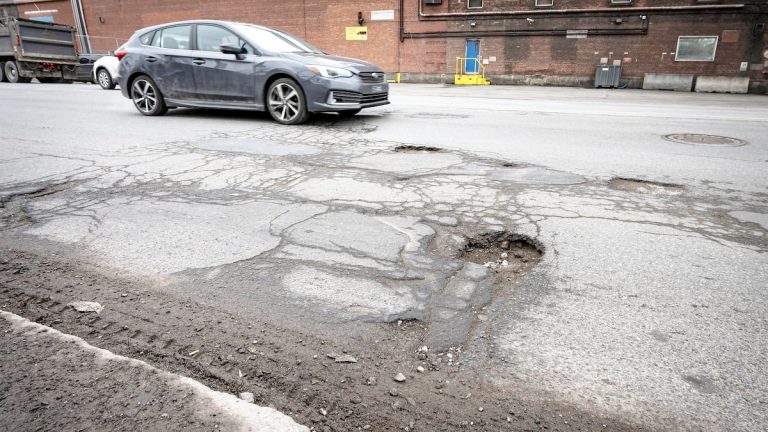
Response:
[[675, 36, 719, 62], [535, 0, 554, 7], [467, 0, 483, 10]]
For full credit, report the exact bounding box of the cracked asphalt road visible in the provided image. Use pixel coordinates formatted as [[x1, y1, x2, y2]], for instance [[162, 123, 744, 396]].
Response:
[[1, 83, 767, 431]]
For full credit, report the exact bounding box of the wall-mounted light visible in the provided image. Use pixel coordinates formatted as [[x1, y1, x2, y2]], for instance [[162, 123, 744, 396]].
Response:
[[357, 12, 365, 26], [470, 21, 476, 27], [99, 16, 105, 23]]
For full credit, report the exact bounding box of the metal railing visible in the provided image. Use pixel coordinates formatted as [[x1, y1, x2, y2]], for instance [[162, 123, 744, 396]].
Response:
[[455, 56, 486, 77]]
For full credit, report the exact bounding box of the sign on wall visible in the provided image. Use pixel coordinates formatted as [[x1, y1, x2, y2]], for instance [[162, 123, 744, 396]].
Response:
[[371, 10, 395, 21], [346, 27, 368, 41]]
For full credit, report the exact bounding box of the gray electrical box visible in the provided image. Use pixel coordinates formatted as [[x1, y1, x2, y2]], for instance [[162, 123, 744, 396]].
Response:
[[595, 65, 622, 88]]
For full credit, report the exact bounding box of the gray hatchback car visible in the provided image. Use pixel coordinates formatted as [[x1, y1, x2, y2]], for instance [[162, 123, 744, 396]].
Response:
[[117, 20, 389, 124]]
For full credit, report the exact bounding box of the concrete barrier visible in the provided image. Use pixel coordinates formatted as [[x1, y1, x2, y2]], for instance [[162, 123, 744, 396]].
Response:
[[643, 74, 694, 92], [695, 76, 751, 94]]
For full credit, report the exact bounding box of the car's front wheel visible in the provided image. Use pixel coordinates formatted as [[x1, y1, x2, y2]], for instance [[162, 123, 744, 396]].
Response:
[[97, 68, 115, 90], [266, 78, 309, 125], [131, 75, 167, 116]]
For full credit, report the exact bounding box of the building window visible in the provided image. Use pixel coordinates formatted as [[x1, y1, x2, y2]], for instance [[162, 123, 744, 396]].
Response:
[[610, 0, 632, 4], [468, 0, 483, 9], [535, 0, 554, 6], [675, 36, 718, 61]]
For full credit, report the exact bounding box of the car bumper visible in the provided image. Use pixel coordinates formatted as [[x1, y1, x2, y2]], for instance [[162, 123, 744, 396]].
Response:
[[304, 75, 389, 113]]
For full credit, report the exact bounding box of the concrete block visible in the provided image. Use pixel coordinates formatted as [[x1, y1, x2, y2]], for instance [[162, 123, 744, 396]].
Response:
[[695, 76, 750, 94], [643, 74, 694, 92]]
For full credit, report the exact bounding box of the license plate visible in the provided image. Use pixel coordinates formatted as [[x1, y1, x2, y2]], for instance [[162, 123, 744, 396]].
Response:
[[371, 85, 382, 92]]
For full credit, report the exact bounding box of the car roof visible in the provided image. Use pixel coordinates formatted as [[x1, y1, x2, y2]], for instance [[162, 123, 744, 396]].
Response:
[[133, 19, 268, 35]]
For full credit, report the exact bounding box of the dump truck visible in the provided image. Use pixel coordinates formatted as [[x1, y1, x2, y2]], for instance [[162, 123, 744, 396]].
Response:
[[0, 17, 82, 83]]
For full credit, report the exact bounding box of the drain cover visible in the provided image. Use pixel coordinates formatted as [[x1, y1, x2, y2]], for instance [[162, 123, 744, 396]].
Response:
[[663, 134, 747, 147]]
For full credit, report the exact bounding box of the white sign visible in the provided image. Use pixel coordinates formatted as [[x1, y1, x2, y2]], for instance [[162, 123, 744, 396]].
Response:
[[371, 10, 395, 21]]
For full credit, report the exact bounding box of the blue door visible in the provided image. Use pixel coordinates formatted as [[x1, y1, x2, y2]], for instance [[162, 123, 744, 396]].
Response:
[[465, 40, 480, 74]]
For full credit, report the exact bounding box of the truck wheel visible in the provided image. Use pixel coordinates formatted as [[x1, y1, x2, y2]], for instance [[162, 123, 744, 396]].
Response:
[[131, 75, 167, 116], [4, 61, 31, 83], [0, 62, 5, 82]]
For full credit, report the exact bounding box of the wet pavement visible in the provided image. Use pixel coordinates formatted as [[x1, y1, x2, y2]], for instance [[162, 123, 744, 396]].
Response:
[[1, 83, 767, 431]]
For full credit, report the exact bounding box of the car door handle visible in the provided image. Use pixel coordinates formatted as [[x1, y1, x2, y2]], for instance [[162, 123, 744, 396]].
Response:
[[192, 59, 206, 65], [145, 56, 158, 63]]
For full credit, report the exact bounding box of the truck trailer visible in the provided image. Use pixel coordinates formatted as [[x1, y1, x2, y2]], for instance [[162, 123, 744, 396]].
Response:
[[0, 17, 83, 83]]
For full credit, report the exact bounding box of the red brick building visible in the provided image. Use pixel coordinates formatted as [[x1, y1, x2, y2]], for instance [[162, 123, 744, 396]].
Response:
[[2, 0, 766, 92]]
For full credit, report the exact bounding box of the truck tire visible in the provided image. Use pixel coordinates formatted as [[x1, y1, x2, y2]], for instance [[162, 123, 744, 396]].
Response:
[[0, 62, 5, 82], [4, 61, 31, 83]]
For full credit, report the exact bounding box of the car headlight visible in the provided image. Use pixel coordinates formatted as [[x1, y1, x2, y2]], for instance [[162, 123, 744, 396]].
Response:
[[307, 65, 353, 78]]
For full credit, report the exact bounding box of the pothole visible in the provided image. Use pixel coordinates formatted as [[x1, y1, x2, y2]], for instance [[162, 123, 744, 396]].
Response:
[[0, 183, 71, 228], [608, 177, 685, 195], [460, 231, 542, 280], [393, 145, 443, 153], [663, 133, 747, 147]]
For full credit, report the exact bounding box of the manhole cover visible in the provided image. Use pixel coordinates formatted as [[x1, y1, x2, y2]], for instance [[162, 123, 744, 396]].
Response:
[[663, 134, 747, 147]]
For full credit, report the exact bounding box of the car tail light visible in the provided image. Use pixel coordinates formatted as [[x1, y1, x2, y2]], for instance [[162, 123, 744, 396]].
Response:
[[115, 50, 127, 61]]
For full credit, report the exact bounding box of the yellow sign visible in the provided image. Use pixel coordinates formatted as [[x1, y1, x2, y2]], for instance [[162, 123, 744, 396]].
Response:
[[345, 27, 368, 41]]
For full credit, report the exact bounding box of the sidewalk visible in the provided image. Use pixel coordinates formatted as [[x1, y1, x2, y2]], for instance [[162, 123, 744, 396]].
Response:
[[0, 310, 308, 432]]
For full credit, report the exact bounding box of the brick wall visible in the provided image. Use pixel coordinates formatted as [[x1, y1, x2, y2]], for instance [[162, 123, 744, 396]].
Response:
[[3, 0, 764, 91]]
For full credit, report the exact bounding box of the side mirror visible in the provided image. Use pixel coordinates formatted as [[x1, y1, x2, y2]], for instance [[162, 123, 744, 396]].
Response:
[[79, 57, 90, 64], [220, 43, 247, 60]]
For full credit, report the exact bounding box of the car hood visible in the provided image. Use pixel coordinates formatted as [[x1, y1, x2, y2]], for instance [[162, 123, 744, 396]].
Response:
[[279, 52, 382, 73]]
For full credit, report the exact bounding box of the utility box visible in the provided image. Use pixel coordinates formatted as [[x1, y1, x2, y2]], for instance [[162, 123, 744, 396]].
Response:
[[595, 65, 621, 88]]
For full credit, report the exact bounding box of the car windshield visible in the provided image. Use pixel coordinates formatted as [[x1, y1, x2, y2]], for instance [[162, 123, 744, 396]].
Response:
[[232, 24, 323, 54]]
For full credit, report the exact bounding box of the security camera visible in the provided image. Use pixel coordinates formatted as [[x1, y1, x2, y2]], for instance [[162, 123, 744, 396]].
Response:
[[526, 18, 534, 24]]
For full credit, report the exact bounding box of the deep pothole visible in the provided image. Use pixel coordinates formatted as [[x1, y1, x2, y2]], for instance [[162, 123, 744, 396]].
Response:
[[393, 145, 443, 153], [663, 133, 747, 147], [460, 231, 543, 280], [608, 177, 685, 195]]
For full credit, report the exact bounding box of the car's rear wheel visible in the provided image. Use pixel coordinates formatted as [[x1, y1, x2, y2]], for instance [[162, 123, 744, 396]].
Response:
[[131, 75, 167, 116], [267, 78, 308, 125], [97, 68, 115, 90], [4, 61, 31, 83]]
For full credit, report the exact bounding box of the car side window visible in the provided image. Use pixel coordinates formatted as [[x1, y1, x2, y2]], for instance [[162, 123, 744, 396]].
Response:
[[196, 24, 255, 54], [151, 25, 191, 50], [139, 31, 154, 46]]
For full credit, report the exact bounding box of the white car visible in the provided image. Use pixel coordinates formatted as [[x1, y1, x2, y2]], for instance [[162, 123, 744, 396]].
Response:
[[92, 50, 121, 90]]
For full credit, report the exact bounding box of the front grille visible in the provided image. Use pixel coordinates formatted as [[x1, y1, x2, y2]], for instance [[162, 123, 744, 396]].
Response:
[[330, 91, 362, 104], [358, 72, 385, 83], [328, 91, 389, 106], [361, 92, 388, 104]]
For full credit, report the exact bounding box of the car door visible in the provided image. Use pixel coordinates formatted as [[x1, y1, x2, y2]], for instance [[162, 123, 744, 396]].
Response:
[[191, 24, 258, 105], [143, 24, 198, 101]]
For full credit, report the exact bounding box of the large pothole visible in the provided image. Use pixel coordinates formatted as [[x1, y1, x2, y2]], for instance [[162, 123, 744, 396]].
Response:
[[460, 231, 543, 283], [424, 231, 543, 351], [608, 177, 685, 195]]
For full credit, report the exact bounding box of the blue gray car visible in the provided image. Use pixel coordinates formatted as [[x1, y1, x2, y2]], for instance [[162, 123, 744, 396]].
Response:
[[117, 20, 389, 124]]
